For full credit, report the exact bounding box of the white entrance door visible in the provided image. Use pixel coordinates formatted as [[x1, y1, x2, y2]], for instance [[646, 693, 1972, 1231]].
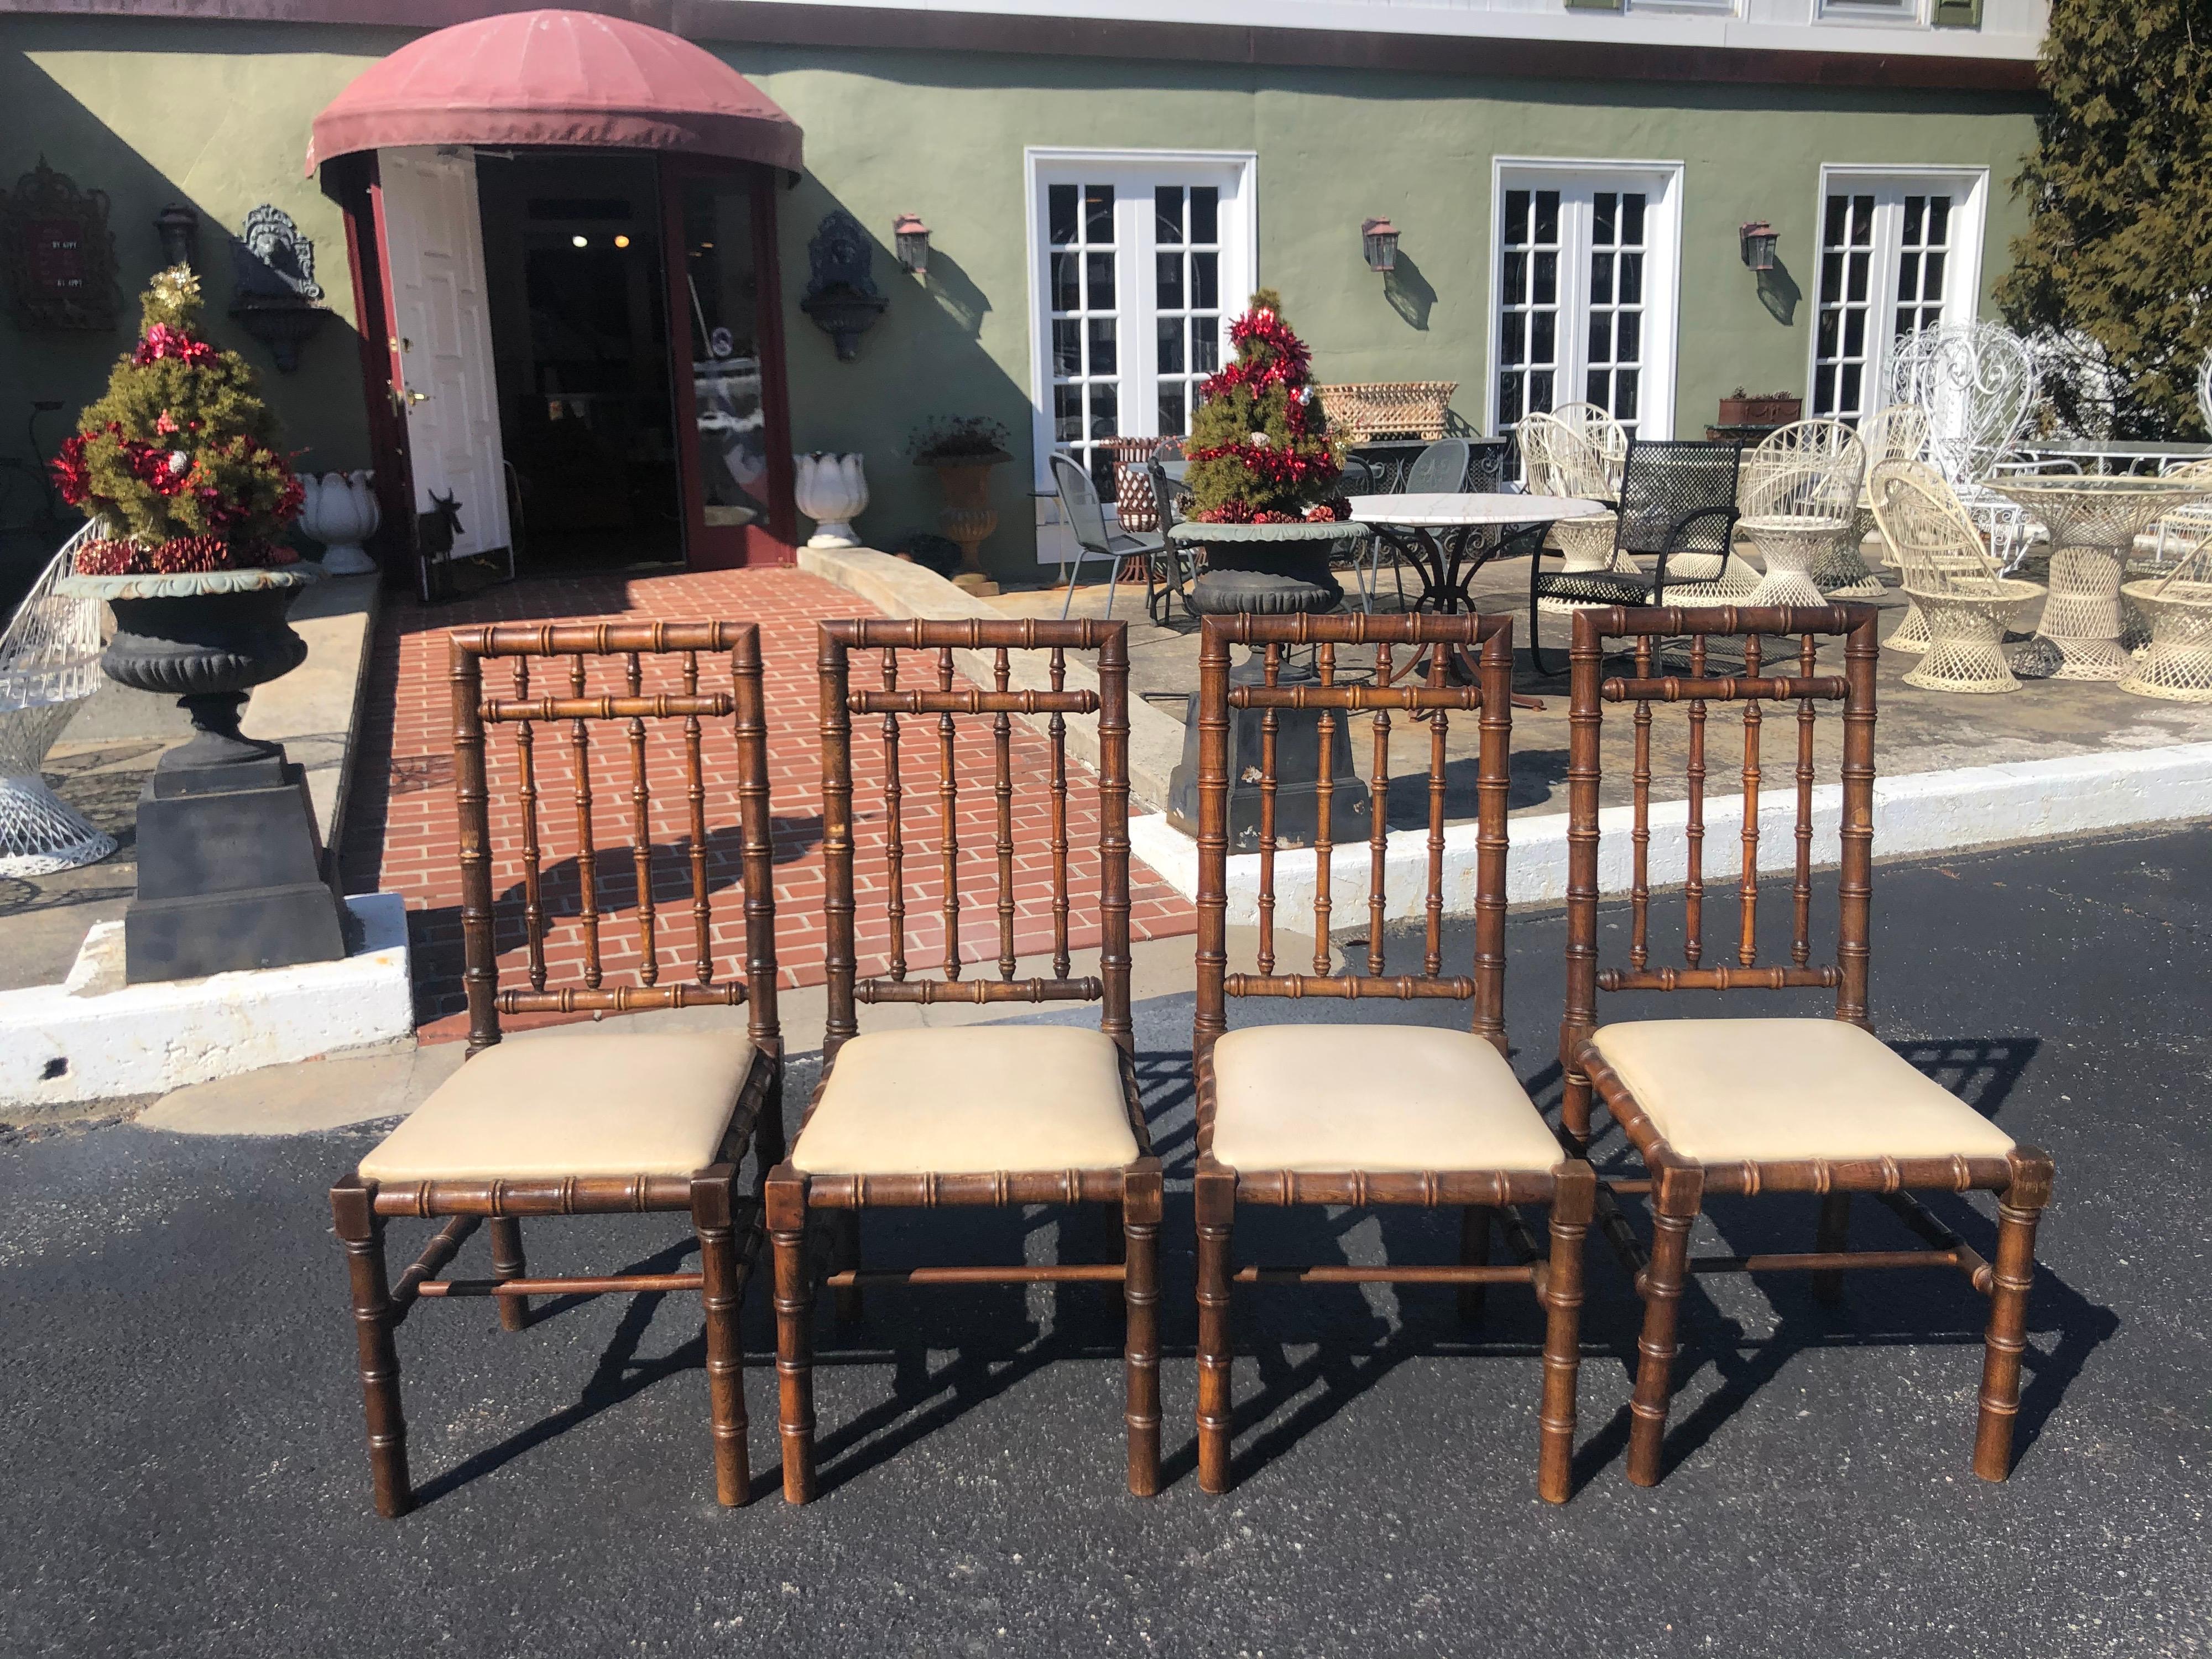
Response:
[[376, 146, 510, 575]]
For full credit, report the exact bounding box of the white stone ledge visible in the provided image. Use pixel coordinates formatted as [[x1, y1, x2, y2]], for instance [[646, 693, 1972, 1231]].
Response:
[[0, 893, 414, 1110], [1128, 740, 2212, 923]]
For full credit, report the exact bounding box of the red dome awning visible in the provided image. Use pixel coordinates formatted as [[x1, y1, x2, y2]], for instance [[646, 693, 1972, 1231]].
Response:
[[306, 9, 802, 176]]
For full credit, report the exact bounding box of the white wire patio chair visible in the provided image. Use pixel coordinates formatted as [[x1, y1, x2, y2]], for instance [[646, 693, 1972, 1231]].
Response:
[[1870, 458, 2046, 695], [1738, 419, 1867, 608], [1, 521, 116, 875]]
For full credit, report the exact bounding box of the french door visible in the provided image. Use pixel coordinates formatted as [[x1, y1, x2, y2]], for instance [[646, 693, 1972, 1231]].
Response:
[[1491, 165, 1681, 437], [1808, 170, 1987, 425], [1028, 151, 1255, 561]]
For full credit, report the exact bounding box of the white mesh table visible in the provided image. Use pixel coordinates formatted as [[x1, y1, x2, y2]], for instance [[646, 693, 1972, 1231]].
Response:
[[1985, 476, 2212, 681]]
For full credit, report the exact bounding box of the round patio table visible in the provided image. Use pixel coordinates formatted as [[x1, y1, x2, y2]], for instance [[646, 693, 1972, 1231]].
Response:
[[1347, 492, 1608, 615], [1985, 475, 2212, 680]]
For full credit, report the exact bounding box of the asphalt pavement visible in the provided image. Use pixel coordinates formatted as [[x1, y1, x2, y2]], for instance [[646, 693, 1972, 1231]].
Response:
[[4, 827, 2209, 1656]]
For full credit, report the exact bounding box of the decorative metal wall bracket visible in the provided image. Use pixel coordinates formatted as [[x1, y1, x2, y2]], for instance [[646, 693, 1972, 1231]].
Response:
[[799, 209, 887, 361], [228, 204, 329, 371]]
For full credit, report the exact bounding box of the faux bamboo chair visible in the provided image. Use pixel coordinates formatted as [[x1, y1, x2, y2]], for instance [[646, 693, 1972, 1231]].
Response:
[[331, 623, 784, 1517], [766, 618, 1161, 1500], [1738, 419, 1866, 609], [1559, 604, 2054, 1486], [1191, 612, 1597, 1503], [1869, 459, 2047, 693]]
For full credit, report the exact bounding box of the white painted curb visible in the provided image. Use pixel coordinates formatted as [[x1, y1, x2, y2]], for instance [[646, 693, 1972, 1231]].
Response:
[[1129, 740, 2212, 925], [0, 893, 414, 1109]]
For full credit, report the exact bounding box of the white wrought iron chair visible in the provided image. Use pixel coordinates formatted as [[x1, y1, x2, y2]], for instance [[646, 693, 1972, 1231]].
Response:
[[1738, 419, 1866, 609], [1891, 323, 2041, 572], [1870, 459, 2046, 695], [0, 521, 116, 875]]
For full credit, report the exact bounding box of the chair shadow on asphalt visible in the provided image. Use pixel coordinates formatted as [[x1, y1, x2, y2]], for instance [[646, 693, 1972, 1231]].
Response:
[[410, 1032, 2115, 1507]]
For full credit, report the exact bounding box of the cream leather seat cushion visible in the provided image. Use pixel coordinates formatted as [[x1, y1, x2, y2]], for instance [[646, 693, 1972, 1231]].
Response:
[[1588, 1018, 2016, 1164], [359, 1032, 757, 1182], [1209, 1024, 1563, 1174], [792, 1026, 1139, 1176]]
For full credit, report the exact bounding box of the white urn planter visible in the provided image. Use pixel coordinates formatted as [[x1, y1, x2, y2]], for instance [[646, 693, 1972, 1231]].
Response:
[[299, 469, 380, 575], [795, 452, 868, 549]]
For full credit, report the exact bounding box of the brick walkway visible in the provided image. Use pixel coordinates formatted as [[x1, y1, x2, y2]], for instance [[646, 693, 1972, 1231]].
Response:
[[338, 567, 1195, 1040]]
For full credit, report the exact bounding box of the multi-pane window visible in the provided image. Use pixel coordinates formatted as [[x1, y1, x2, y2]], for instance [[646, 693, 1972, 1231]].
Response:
[[1048, 182, 1121, 497], [1809, 176, 1980, 424], [1584, 191, 1647, 429], [1813, 191, 1878, 421], [1152, 185, 1222, 443], [1494, 171, 1675, 436], [1496, 188, 1560, 430]]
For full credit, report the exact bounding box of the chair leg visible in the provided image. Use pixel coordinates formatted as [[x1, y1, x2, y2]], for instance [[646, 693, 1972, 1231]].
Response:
[[692, 1168, 750, 1507], [1538, 1165, 1595, 1504], [331, 1179, 411, 1519], [1526, 555, 1554, 680], [831, 1210, 863, 1326], [1058, 549, 1089, 620], [1457, 1204, 1494, 1324], [488, 1217, 529, 1332], [1123, 1162, 1163, 1496], [1974, 1155, 2052, 1481], [765, 1168, 817, 1504], [1194, 1164, 1237, 1495], [1626, 1162, 1703, 1488], [1812, 1192, 1851, 1305]]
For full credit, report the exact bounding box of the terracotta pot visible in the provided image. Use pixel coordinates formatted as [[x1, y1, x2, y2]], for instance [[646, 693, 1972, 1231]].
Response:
[[1718, 393, 1802, 427], [920, 448, 1011, 580]]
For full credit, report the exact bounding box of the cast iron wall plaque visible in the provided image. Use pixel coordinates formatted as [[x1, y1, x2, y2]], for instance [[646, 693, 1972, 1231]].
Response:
[[799, 209, 888, 361], [0, 157, 120, 331], [228, 203, 330, 371]]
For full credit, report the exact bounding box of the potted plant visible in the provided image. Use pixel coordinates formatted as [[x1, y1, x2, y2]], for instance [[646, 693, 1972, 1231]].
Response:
[[1178, 288, 1353, 619], [909, 415, 1012, 594], [51, 265, 312, 771], [50, 266, 345, 982], [1164, 290, 1366, 844]]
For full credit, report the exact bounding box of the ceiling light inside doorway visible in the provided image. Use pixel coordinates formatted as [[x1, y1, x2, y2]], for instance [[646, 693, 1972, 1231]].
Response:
[[614, 234, 631, 249], [572, 234, 589, 248]]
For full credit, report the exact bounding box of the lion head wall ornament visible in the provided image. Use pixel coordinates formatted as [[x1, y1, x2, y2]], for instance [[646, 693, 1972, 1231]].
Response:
[[228, 203, 330, 372], [798, 210, 888, 362]]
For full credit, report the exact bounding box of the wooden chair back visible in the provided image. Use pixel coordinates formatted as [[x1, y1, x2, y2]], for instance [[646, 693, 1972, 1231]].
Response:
[[1192, 612, 1516, 1138], [816, 618, 1133, 1063], [1559, 603, 1881, 1140], [448, 622, 781, 1058], [1869, 458, 2008, 596]]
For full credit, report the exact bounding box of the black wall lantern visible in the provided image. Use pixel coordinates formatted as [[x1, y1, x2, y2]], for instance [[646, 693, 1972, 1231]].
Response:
[[1739, 220, 1779, 274], [892, 212, 930, 276], [1361, 216, 1399, 274], [155, 204, 200, 272]]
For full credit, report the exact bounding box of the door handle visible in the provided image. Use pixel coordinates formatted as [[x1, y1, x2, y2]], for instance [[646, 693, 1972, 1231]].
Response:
[[405, 389, 431, 406]]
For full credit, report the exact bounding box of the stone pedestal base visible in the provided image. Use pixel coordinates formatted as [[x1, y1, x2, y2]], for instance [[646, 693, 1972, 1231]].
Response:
[[952, 571, 1001, 597], [1165, 657, 1371, 848], [126, 747, 348, 984]]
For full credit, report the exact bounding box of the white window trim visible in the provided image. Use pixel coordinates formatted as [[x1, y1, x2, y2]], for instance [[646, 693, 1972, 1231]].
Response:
[[1817, 0, 1928, 28], [1803, 163, 1989, 420], [1022, 146, 1258, 564], [1486, 155, 1686, 439]]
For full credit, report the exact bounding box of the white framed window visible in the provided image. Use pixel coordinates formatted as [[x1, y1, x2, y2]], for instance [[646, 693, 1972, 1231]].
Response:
[[1025, 148, 1256, 563], [1488, 159, 1683, 438], [1806, 166, 1987, 423]]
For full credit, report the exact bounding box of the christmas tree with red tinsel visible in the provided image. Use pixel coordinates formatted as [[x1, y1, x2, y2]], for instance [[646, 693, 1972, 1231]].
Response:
[[53, 266, 302, 575], [1183, 289, 1347, 524]]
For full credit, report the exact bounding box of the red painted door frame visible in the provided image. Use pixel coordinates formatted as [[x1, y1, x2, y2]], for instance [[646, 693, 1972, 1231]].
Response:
[[659, 154, 799, 568], [323, 150, 418, 590]]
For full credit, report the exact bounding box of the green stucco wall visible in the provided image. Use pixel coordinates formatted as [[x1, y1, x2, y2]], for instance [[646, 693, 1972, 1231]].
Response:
[[1, 17, 2037, 580]]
